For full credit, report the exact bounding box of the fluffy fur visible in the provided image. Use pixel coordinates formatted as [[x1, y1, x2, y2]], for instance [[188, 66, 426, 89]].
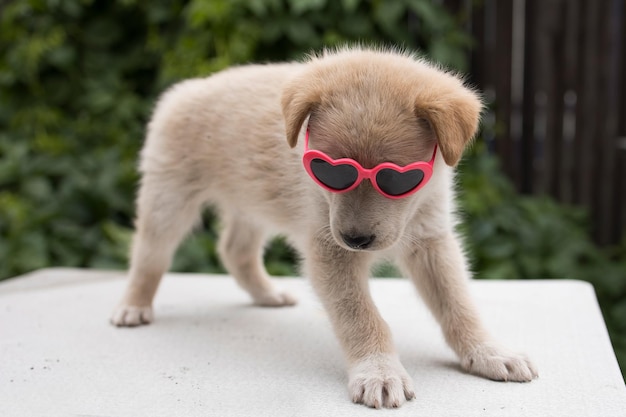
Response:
[[111, 47, 537, 408]]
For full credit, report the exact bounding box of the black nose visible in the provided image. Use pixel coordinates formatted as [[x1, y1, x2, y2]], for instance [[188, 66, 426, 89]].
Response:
[[341, 233, 376, 250]]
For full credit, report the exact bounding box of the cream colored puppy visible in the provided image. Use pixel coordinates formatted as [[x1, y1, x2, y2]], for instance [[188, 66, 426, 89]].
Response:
[[111, 47, 537, 408]]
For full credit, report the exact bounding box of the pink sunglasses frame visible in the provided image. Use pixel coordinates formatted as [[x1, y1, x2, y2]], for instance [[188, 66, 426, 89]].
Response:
[[302, 130, 437, 199]]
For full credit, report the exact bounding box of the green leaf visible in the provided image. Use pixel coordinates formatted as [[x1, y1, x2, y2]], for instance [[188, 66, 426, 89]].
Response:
[[289, 0, 327, 15], [285, 19, 318, 45], [341, 0, 360, 13], [373, 1, 406, 31]]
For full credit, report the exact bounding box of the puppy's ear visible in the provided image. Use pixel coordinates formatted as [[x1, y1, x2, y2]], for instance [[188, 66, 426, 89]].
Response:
[[281, 75, 321, 148], [416, 87, 483, 166]]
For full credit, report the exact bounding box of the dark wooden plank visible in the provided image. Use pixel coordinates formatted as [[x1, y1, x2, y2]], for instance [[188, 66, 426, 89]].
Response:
[[546, 0, 567, 199], [559, 0, 581, 204], [598, 0, 624, 244], [521, 0, 537, 194], [509, 0, 527, 191], [481, 0, 499, 156], [469, 0, 487, 89], [529, 0, 553, 196], [573, 0, 600, 215], [613, 0, 626, 243], [494, 0, 515, 183]]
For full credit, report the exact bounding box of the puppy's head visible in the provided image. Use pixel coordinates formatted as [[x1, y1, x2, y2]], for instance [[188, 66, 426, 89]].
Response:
[[282, 48, 482, 251]]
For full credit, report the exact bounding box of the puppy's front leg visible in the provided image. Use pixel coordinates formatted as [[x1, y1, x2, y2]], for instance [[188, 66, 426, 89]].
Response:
[[308, 241, 415, 408], [400, 232, 538, 382]]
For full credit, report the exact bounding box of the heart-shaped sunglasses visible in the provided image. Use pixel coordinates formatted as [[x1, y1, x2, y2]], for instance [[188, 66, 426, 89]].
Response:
[[302, 130, 437, 199]]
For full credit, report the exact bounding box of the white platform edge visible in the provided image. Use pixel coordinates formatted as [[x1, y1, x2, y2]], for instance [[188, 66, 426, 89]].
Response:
[[1, 268, 625, 417]]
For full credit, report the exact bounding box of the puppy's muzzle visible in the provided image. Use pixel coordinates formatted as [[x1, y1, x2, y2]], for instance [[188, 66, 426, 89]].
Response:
[[341, 233, 376, 250]]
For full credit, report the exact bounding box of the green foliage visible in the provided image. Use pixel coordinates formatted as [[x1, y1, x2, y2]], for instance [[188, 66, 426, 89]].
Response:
[[1, 0, 158, 277], [1, 0, 624, 376], [156, 0, 472, 85]]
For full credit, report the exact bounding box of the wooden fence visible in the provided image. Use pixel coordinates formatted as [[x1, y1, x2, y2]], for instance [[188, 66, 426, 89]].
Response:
[[445, 0, 626, 245]]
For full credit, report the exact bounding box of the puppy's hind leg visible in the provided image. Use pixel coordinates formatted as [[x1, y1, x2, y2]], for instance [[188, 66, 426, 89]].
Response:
[[218, 216, 297, 307], [111, 176, 205, 327]]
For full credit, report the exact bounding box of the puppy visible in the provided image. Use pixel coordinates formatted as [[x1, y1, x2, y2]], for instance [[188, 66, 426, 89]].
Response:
[[111, 47, 537, 408]]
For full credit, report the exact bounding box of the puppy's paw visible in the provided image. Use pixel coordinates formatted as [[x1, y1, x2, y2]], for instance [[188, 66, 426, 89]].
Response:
[[462, 343, 538, 382], [252, 289, 297, 307], [110, 305, 154, 327], [348, 354, 416, 409]]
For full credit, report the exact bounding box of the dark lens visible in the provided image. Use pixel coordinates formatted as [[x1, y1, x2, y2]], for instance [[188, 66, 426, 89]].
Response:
[[375, 169, 424, 196], [310, 159, 359, 190]]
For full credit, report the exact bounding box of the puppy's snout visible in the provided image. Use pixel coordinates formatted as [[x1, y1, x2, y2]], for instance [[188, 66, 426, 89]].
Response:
[[341, 233, 376, 250]]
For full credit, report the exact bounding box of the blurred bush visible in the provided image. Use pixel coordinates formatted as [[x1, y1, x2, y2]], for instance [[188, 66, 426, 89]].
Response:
[[0, 0, 624, 374]]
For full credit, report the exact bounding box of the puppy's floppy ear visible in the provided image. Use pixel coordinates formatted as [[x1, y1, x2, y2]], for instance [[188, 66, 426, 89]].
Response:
[[281, 75, 321, 148], [415, 86, 483, 166]]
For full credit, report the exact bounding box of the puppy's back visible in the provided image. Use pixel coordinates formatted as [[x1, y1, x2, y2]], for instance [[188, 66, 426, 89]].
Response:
[[146, 63, 301, 150], [139, 62, 311, 229]]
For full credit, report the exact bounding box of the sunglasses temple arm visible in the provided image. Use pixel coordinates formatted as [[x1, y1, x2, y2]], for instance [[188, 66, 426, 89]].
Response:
[[429, 145, 438, 164]]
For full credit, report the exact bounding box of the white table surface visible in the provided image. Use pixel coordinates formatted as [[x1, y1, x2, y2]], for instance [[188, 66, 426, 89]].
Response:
[[1, 268, 625, 417]]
